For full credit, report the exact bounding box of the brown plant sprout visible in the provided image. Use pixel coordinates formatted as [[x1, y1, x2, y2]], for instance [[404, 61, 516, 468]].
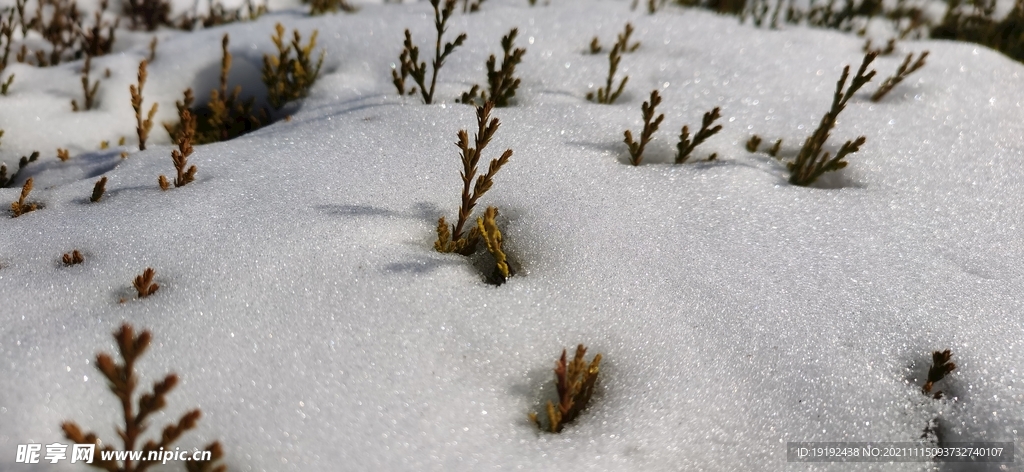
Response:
[[623, 89, 664, 166], [184, 441, 227, 472], [62, 324, 218, 472], [529, 345, 602, 433], [133, 268, 159, 297], [462, 0, 485, 13], [457, 28, 526, 107], [1, 73, 13, 95], [10, 177, 37, 217], [263, 24, 325, 109], [71, 53, 101, 112], [476, 206, 510, 284], [923, 349, 957, 398], [789, 52, 876, 186], [616, 23, 641, 53], [1, 150, 39, 187], [435, 102, 512, 255], [91, 176, 107, 202], [62, 249, 84, 265], [871, 51, 928, 102], [130, 60, 158, 151], [392, 0, 467, 104], [160, 105, 196, 190], [767, 138, 782, 158], [586, 41, 628, 104], [676, 107, 723, 164], [588, 37, 602, 54], [746, 134, 762, 152], [80, 0, 118, 58], [57, 148, 70, 161], [147, 36, 157, 62], [863, 38, 896, 56]]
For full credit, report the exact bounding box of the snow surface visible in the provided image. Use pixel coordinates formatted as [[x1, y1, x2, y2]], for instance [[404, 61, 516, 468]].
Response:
[[1, 0, 1023, 470]]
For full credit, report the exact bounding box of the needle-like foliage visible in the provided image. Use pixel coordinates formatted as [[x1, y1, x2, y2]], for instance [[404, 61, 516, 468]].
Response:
[[923, 349, 956, 398], [435, 102, 512, 255], [871, 50, 928, 101], [458, 28, 526, 107], [392, 0, 466, 104], [586, 41, 628, 104], [263, 24, 325, 109], [676, 107, 723, 164], [130, 60, 157, 151], [623, 89, 664, 165], [529, 345, 602, 433], [10, 177, 37, 217], [788, 52, 876, 186]]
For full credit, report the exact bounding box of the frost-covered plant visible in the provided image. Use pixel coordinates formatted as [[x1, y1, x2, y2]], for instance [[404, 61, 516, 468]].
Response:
[[923, 349, 956, 398], [458, 28, 526, 107], [871, 50, 927, 102], [435, 102, 512, 255], [10, 177, 37, 217], [586, 41, 628, 104], [263, 24, 325, 109], [529, 344, 602, 433], [392, 0, 466, 104], [788, 52, 876, 186], [130, 60, 158, 151], [623, 89, 664, 165], [676, 107, 722, 163], [62, 324, 226, 472]]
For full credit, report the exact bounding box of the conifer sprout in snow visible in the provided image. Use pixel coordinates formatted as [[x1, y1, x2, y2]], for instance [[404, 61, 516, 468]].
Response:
[[529, 344, 602, 433], [476, 206, 511, 284], [10, 177, 37, 217], [435, 102, 512, 256], [871, 50, 927, 102], [923, 349, 956, 398], [458, 28, 526, 107], [623, 89, 664, 166], [71, 53, 100, 111], [586, 41, 628, 104], [91, 176, 107, 202], [392, 0, 466, 104], [461, 0, 486, 13], [160, 97, 197, 190], [746, 134, 762, 152], [62, 324, 226, 472], [788, 52, 876, 186], [130, 60, 157, 151], [263, 24, 325, 110], [133, 267, 159, 298], [308, 0, 357, 15], [62, 249, 84, 266], [675, 107, 722, 164]]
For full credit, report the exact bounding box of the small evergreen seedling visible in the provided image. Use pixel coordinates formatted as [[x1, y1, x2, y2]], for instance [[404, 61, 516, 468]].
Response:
[[435, 102, 512, 255], [767, 138, 782, 157], [263, 24, 325, 109], [529, 344, 602, 433], [923, 349, 956, 398], [676, 107, 722, 164], [789, 52, 876, 186], [130, 60, 158, 151], [458, 28, 526, 107], [62, 250, 84, 265], [10, 177, 37, 217], [871, 51, 927, 102], [71, 53, 100, 111], [746, 135, 762, 152], [133, 267, 159, 298], [160, 103, 196, 190], [57, 148, 70, 161], [91, 176, 107, 202], [477, 206, 510, 284], [309, 0, 356, 15], [392, 0, 467, 104], [586, 41, 628, 104], [62, 324, 225, 472], [623, 89, 664, 165]]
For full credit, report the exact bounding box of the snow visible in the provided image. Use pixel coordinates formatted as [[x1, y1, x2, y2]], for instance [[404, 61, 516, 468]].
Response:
[[1, 0, 1023, 470]]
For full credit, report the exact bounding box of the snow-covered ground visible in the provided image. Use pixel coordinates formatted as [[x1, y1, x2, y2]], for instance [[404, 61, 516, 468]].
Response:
[[1, 0, 1022, 470]]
